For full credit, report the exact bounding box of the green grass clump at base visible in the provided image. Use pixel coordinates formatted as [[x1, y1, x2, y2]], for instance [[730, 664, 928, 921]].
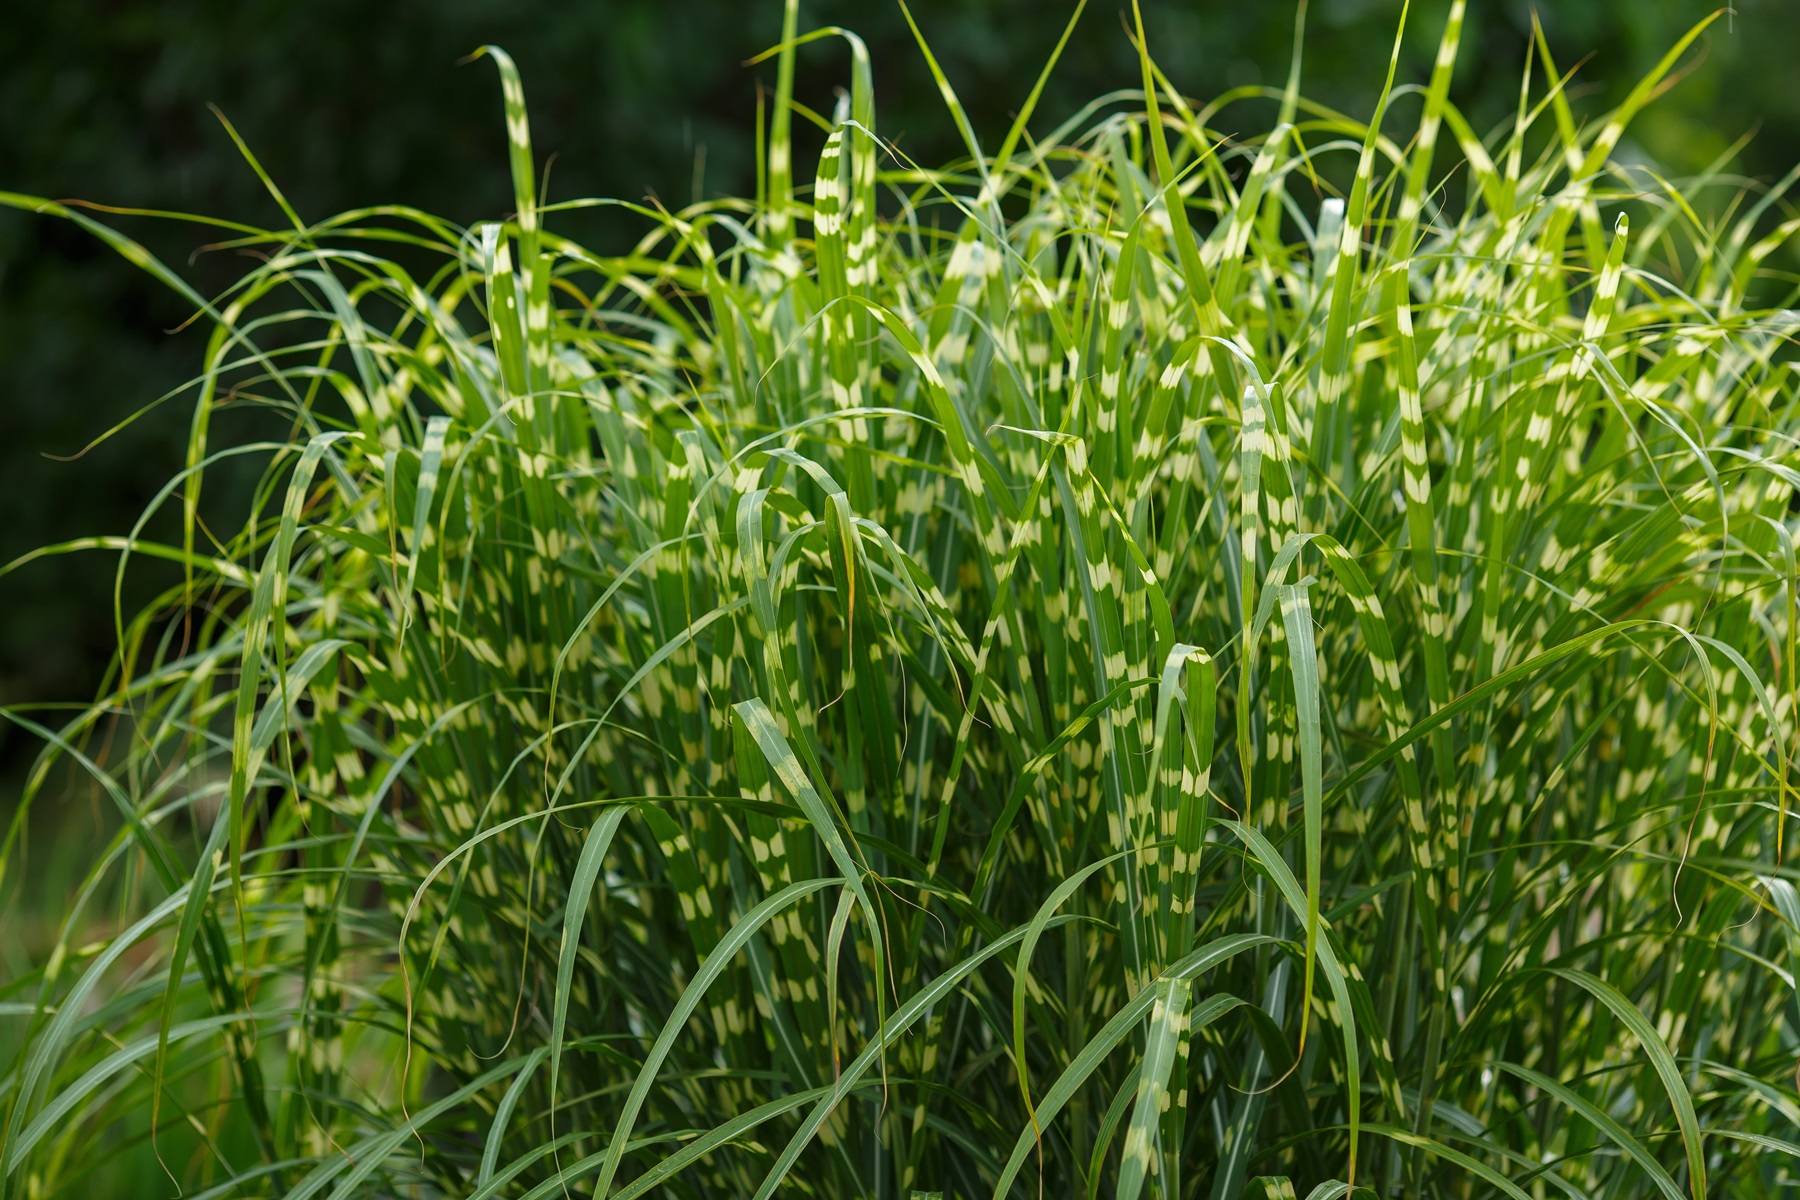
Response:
[[5, 1, 1800, 1195]]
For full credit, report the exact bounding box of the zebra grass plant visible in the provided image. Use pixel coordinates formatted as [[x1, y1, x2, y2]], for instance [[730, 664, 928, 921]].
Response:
[[5, 0, 1800, 1195]]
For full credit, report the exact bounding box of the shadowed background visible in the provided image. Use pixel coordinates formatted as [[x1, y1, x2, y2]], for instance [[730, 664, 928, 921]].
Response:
[[2, 0, 1795, 743]]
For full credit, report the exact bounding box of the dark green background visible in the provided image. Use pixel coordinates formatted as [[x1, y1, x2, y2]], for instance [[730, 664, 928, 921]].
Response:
[[3, 0, 1795, 748]]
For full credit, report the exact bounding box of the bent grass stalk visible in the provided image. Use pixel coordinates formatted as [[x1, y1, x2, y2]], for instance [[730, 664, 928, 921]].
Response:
[[4, 2, 1800, 1197]]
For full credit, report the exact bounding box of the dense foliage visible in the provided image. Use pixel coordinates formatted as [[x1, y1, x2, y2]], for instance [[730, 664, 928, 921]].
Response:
[[5, 0, 1800, 1195]]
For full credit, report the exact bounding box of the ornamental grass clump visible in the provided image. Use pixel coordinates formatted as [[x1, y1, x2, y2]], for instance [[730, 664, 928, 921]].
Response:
[[5, 1, 1800, 1195]]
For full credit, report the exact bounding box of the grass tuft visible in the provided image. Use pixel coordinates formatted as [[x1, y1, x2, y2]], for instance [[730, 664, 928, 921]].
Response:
[[4, 3, 1800, 1196]]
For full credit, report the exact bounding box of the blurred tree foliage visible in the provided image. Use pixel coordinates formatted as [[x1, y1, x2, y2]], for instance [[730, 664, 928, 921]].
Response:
[[2, 0, 1794, 736]]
